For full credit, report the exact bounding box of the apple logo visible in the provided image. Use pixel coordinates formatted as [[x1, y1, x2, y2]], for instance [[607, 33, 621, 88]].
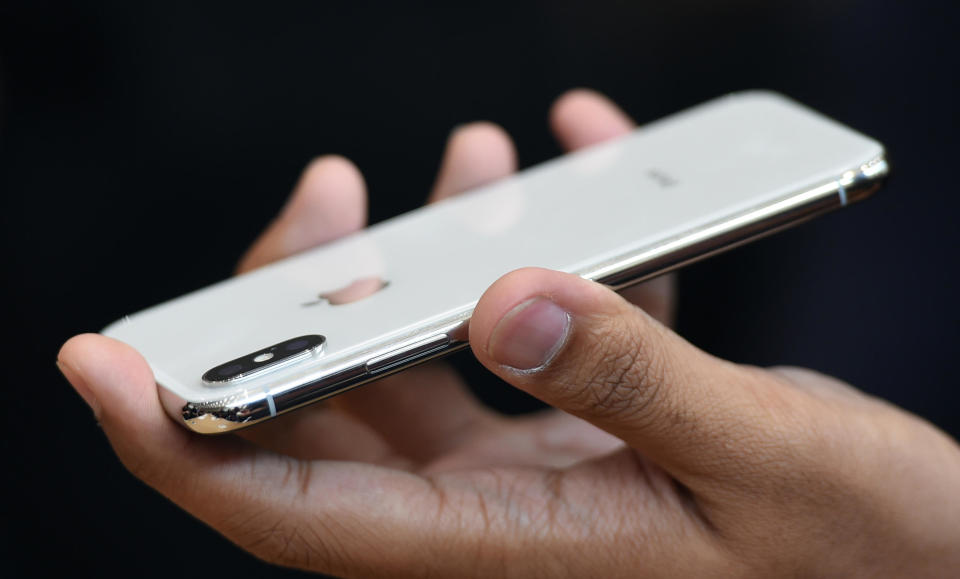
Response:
[[302, 276, 389, 307]]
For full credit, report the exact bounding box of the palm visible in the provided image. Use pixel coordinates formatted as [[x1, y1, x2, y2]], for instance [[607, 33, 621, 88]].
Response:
[[229, 362, 684, 567], [424, 405, 623, 472], [243, 365, 624, 471]]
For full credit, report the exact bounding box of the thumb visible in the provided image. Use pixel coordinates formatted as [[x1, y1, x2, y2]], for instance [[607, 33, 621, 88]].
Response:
[[469, 268, 791, 488]]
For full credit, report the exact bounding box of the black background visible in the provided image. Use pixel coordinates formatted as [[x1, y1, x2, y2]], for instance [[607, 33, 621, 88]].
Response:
[[2, 1, 958, 577]]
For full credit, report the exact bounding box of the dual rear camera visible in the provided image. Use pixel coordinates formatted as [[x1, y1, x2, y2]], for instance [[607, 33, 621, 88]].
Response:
[[202, 335, 326, 384]]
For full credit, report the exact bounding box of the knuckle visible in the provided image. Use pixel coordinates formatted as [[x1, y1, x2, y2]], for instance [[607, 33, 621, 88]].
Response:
[[558, 311, 669, 425]]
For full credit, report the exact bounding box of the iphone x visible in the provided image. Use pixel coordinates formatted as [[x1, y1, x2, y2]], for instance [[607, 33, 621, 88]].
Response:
[[103, 91, 888, 433]]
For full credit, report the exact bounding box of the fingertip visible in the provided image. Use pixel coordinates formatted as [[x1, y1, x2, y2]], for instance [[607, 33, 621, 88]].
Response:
[[549, 88, 635, 150], [430, 121, 517, 202], [303, 153, 358, 174], [549, 88, 608, 121], [58, 333, 175, 437], [58, 333, 105, 418], [238, 154, 369, 273], [470, 268, 555, 359], [288, 154, 368, 232], [57, 332, 97, 368], [58, 333, 153, 394], [448, 121, 514, 150], [469, 268, 612, 364], [300, 155, 364, 190], [449, 121, 517, 170]]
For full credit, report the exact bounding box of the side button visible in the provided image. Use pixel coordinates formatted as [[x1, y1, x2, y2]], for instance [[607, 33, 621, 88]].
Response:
[[365, 334, 450, 374]]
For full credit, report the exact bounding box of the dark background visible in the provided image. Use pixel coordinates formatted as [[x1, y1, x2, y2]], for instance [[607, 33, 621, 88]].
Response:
[[2, 1, 958, 577]]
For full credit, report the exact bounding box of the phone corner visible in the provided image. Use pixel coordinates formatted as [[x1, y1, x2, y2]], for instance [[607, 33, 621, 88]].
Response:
[[842, 153, 891, 204], [100, 315, 132, 338], [172, 388, 275, 435], [724, 88, 791, 105]]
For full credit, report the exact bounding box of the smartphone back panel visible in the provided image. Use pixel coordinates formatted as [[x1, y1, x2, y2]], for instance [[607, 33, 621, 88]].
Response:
[[103, 91, 886, 432]]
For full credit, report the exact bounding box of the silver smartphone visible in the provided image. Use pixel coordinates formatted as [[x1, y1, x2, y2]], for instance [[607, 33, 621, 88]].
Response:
[[102, 91, 888, 434]]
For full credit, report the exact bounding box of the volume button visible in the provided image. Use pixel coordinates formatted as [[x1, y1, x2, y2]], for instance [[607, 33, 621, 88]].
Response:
[[365, 335, 450, 374]]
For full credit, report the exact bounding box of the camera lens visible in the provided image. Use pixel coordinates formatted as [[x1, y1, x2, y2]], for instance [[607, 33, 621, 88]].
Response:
[[284, 338, 309, 352], [203, 335, 325, 385], [217, 363, 244, 377]]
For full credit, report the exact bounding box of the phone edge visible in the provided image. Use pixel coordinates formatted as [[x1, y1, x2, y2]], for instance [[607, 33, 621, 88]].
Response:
[[175, 152, 889, 434]]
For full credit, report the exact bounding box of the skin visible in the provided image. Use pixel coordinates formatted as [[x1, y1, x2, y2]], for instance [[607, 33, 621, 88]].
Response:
[[57, 90, 960, 578]]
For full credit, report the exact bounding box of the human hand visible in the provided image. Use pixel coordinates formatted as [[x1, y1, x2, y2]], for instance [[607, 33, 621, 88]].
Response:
[[57, 91, 960, 578]]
